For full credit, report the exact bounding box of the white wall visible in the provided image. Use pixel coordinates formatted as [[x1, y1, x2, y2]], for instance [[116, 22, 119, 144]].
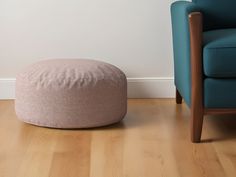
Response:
[[0, 0, 176, 98]]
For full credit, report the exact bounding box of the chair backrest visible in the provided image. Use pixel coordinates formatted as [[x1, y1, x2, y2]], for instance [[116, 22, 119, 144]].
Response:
[[193, 0, 236, 30]]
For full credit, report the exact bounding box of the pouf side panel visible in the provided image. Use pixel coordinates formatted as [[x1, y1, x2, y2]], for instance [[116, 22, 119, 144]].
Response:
[[15, 86, 127, 128]]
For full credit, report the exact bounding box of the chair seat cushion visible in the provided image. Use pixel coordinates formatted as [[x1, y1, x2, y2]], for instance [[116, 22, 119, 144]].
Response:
[[203, 29, 236, 78]]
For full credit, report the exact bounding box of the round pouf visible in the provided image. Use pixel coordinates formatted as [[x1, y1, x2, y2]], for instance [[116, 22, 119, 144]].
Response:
[[15, 59, 127, 128]]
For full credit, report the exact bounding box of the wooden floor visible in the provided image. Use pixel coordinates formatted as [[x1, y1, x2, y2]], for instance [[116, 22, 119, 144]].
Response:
[[1, 99, 236, 177]]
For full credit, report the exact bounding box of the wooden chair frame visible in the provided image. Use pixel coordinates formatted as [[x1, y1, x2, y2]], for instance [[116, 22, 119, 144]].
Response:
[[177, 12, 236, 143]]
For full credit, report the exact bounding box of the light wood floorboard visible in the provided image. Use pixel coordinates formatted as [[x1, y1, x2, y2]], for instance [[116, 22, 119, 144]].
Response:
[[0, 99, 236, 177]]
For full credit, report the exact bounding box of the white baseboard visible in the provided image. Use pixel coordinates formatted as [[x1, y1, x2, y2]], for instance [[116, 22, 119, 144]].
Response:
[[127, 77, 175, 98], [0, 78, 16, 100], [0, 77, 175, 100]]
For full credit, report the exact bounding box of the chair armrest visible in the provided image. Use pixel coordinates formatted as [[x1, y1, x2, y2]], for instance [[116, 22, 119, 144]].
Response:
[[171, 1, 201, 106]]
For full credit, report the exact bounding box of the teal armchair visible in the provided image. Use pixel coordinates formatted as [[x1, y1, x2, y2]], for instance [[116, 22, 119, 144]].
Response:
[[171, 0, 236, 143]]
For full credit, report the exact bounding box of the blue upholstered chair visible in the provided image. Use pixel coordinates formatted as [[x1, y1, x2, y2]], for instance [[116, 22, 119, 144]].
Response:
[[171, 0, 236, 143]]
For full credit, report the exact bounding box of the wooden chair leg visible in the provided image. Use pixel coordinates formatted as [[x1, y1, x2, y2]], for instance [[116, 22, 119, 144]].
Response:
[[176, 89, 182, 104], [189, 12, 204, 143], [191, 110, 204, 143]]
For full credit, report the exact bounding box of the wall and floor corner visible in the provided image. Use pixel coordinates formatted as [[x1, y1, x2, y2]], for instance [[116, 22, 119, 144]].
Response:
[[0, 0, 176, 99]]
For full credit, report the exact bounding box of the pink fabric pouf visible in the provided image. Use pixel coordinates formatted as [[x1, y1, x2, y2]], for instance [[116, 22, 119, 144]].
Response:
[[15, 59, 127, 128]]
